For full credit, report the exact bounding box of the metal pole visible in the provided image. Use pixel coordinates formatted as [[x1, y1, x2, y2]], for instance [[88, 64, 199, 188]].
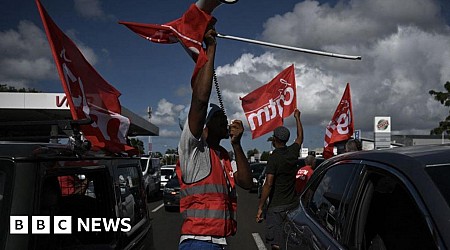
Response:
[[217, 33, 362, 60]]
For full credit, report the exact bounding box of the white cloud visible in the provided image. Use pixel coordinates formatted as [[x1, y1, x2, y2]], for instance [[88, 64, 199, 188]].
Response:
[[159, 129, 181, 138], [151, 98, 185, 126], [73, 0, 114, 20], [0, 21, 55, 87], [0, 21, 100, 89], [211, 0, 450, 137]]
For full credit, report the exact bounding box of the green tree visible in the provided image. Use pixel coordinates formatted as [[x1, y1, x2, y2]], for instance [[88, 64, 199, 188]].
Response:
[[260, 151, 270, 161], [129, 138, 145, 155], [429, 81, 450, 135], [0, 84, 40, 93], [153, 152, 163, 158], [246, 148, 259, 159], [165, 148, 178, 154]]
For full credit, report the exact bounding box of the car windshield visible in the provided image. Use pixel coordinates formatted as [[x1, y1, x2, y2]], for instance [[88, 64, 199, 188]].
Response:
[[425, 165, 450, 206], [251, 164, 265, 173], [162, 169, 174, 176]]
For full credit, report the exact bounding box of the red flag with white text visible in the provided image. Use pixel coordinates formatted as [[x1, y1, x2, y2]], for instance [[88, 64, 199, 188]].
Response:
[[241, 65, 297, 139], [119, 4, 212, 85], [323, 83, 353, 159], [36, 0, 134, 154]]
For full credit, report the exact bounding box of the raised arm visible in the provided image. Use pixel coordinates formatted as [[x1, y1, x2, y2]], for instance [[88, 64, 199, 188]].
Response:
[[188, 24, 217, 139], [229, 120, 252, 189], [293, 109, 303, 145]]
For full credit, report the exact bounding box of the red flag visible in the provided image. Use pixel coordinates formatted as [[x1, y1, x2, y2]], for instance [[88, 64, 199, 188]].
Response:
[[323, 83, 353, 159], [241, 65, 297, 139], [119, 4, 212, 85], [36, 0, 134, 154]]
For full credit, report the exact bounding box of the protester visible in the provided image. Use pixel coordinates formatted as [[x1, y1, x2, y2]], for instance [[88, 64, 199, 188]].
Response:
[[256, 109, 303, 250], [345, 138, 362, 152], [177, 23, 252, 250], [295, 155, 316, 195]]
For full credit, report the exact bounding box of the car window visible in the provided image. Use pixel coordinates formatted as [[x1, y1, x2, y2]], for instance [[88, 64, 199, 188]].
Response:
[[36, 164, 114, 249], [358, 168, 437, 250], [302, 164, 357, 237], [425, 164, 450, 207], [116, 165, 146, 232], [139, 159, 148, 172]]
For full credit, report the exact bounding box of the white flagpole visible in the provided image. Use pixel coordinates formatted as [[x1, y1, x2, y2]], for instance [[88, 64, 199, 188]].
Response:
[[217, 33, 362, 60]]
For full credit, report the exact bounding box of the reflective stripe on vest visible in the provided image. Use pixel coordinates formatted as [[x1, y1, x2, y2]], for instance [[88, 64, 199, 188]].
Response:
[[177, 147, 237, 236], [181, 183, 228, 197]]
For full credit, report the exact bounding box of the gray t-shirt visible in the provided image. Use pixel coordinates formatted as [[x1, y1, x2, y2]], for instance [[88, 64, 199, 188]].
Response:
[[178, 120, 237, 184]]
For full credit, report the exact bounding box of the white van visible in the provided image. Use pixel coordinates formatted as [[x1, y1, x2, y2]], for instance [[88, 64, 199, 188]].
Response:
[[140, 156, 161, 200], [160, 165, 176, 190]]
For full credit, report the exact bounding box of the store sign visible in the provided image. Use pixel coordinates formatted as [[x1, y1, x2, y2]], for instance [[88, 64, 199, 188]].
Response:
[[374, 116, 391, 133]]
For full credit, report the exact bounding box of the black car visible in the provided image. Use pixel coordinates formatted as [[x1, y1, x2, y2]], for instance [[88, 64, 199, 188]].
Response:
[[163, 171, 180, 211], [284, 144, 450, 249], [0, 141, 154, 250], [250, 162, 267, 193]]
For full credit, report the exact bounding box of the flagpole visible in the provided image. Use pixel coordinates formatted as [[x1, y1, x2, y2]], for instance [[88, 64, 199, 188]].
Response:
[[217, 33, 362, 60]]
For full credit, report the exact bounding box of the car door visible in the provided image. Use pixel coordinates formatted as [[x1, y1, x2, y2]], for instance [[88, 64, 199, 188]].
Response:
[[348, 163, 440, 250], [286, 161, 362, 250]]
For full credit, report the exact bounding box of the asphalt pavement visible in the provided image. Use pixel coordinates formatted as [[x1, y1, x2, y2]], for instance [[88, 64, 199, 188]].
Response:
[[147, 187, 271, 250]]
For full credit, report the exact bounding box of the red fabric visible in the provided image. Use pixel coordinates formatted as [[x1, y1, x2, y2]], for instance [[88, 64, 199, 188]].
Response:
[[295, 165, 314, 194], [36, 0, 134, 154], [177, 147, 237, 237], [119, 4, 212, 86], [240, 65, 297, 139], [323, 83, 354, 159]]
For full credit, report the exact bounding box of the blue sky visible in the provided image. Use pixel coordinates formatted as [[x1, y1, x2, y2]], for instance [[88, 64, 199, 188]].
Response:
[[1, 0, 450, 154]]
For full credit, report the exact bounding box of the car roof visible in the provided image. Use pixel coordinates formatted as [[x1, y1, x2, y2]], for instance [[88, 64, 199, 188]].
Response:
[[0, 141, 125, 160], [327, 144, 450, 170]]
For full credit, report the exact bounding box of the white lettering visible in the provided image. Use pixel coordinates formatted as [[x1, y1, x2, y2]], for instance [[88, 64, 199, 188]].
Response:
[[77, 218, 89, 232], [120, 218, 132, 232], [91, 218, 102, 232], [59, 48, 129, 144], [247, 106, 272, 131], [103, 218, 120, 232], [246, 84, 295, 131]]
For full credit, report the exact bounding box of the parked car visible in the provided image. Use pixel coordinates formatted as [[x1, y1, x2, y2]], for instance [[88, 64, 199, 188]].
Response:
[[163, 171, 180, 211], [257, 167, 266, 198], [296, 157, 325, 169], [1, 141, 154, 250], [284, 144, 450, 250], [250, 162, 267, 193], [160, 165, 176, 190], [140, 156, 161, 200]]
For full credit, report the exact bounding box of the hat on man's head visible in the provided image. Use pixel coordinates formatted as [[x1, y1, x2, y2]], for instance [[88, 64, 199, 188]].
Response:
[[269, 126, 290, 142], [178, 103, 223, 130], [205, 103, 223, 125]]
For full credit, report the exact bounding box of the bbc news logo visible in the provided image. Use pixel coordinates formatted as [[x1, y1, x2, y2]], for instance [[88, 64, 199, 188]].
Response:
[[10, 216, 131, 234]]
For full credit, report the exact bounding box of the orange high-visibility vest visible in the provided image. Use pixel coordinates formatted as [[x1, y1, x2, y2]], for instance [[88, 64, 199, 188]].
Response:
[[176, 147, 237, 237]]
